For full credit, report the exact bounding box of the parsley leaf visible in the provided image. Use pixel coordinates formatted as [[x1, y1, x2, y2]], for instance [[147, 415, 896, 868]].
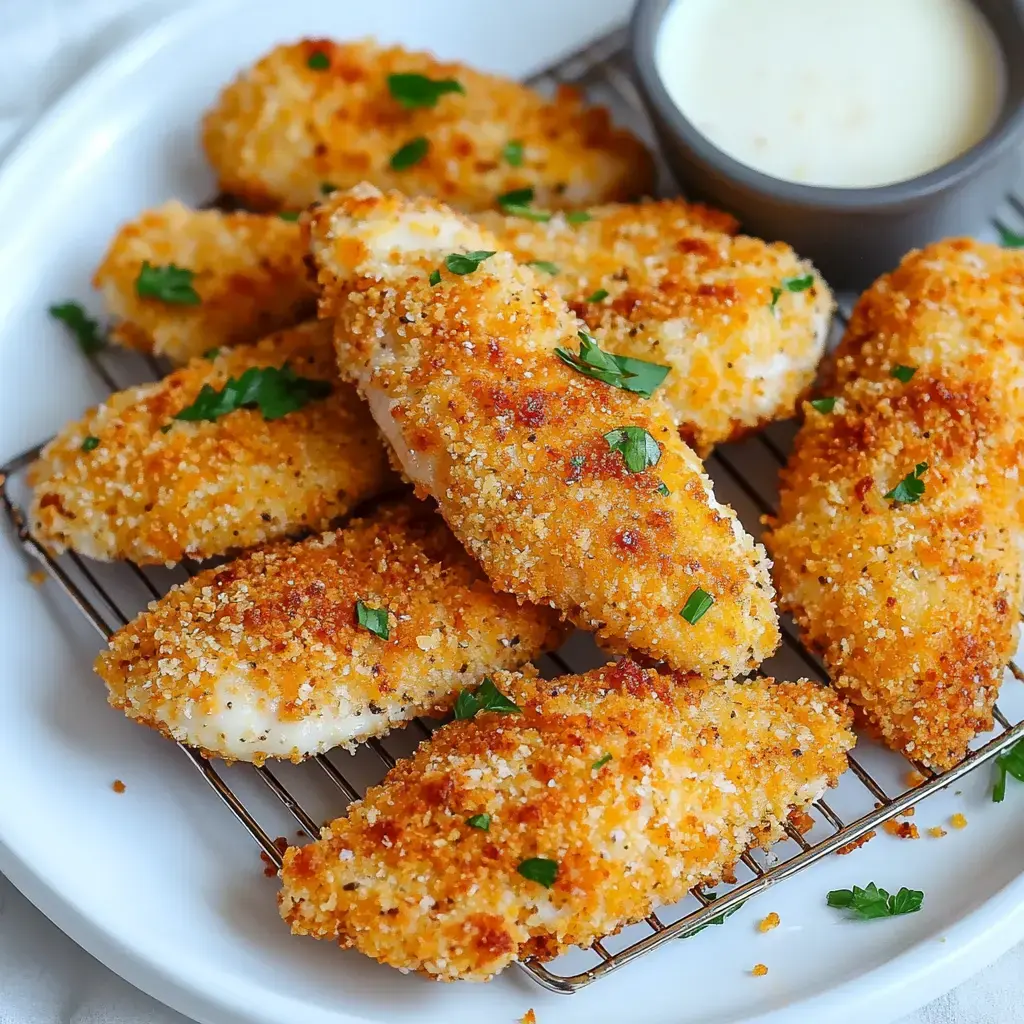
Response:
[[809, 396, 836, 413], [320, 182, 337, 195], [884, 462, 928, 505], [444, 250, 495, 275], [827, 882, 924, 920], [586, 288, 609, 303], [497, 186, 552, 221], [429, 269, 441, 286], [203, 347, 221, 360], [388, 72, 464, 109], [136, 262, 200, 305], [891, 364, 917, 383], [682, 892, 747, 938], [770, 286, 783, 309], [81, 436, 100, 452], [527, 260, 559, 275], [466, 813, 491, 831], [998, 224, 1024, 248], [656, 481, 671, 496], [49, 301, 106, 355], [591, 752, 612, 772], [517, 857, 558, 888], [771, 274, 814, 309], [355, 600, 390, 640], [390, 136, 430, 171], [604, 426, 661, 474], [173, 364, 332, 423], [993, 736, 1024, 802], [278, 210, 300, 221], [453, 677, 522, 720], [681, 587, 714, 624], [556, 331, 669, 398], [502, 140, 525, 166], [566, 211, 591, 224], [307, 50, 330, 70]]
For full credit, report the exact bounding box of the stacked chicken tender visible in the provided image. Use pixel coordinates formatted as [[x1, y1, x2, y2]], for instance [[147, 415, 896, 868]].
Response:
[[51, 35, 1016, 985]]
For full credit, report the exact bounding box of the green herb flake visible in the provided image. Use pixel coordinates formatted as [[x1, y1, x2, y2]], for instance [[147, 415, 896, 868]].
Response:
[[307, 50, 330, 71], [173, 364, 332, 423], [783, 274, 814, 293], [992, 737, 1024, 802], [203, 347, 221, 360], [444, 250, 496, 275], [826, 882, 924, 920], [387, 72, 464, 109], [465, 813, 491, 831], [769, 286, 783, 310], [320, 182, 337, 196], [656, 481, 671, 496], [390, 136, 430, 171], [998, 224, 1024, 249], [453, 676, 522, 720], [603, 426, 662, 474], [526, 260, 559, 275], [884, 462, 928, 505], [565, 211, 591, 224], [136, 262, 200, 305], [81, 435, 100, 452], [355, 600, 390, 640], [890, 364, 917, 383], [681, 892, 747, 938], [681, 587, 714, 625], [49, 301, 106, 355], [497, 186, 552, 221], [809, 396, 836, 414], [502, 140, 525, 166], [429, 268, 442, 287], [586, 288, 609, 303], [278, 210, 301, 221], [591, 752, 612, 772], [517, 857, 558, 888], [555, 331, 669, 398]]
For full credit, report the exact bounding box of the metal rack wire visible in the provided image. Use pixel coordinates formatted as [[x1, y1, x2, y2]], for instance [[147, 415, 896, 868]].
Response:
[[2, 25, 1024, 997]]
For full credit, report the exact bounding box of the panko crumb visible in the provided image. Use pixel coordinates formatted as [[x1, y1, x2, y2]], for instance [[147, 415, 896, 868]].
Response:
[[752, 964, 769, 977], [758, 913, 780, 933], [787, 807, 815, 835], [950, 813, 968, 830], [928, 826, 948, 839], [26, 570, 47, 586], [906, 770, 927, 788], [836, 830, 877, 856], [111, 779, 126, 794], [883, 819, 920, 840]]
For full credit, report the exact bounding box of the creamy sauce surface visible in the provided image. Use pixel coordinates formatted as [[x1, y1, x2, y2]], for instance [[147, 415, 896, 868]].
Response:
[[656, 0, 1005, 188]]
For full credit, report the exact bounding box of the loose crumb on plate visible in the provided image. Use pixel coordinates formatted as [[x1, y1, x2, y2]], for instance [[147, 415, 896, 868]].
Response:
[[836, 830, 876, 855], [111, 779, 126, 794], [752, 963, 769, 977], [905, 770, 927, 788], [27, 570, 47, 586], [882, 819, 920, 840], [950, 813, 968, 830], [928, 827, 948, 839], [520, 1011, 537, 1024], [758, 912, 780, 933]]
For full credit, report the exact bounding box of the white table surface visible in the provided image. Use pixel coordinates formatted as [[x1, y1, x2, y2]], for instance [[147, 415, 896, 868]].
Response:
[[0, 2, 1020, 1022]]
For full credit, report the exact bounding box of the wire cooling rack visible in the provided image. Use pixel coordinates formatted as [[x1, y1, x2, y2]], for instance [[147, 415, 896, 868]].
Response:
[[3, 25, 1024, 996]]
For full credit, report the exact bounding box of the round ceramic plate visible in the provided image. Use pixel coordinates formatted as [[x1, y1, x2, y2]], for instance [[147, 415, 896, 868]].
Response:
[[0, 2, 1023, 1023]]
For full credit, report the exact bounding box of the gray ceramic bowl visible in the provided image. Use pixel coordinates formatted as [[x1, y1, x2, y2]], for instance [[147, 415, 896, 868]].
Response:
[[631, 0, 1024, 290]]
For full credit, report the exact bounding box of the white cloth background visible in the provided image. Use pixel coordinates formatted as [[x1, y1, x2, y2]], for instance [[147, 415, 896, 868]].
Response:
[[0, 2, 1020, 1021]]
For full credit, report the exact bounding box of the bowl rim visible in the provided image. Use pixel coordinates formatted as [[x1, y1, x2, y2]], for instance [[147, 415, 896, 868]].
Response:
[[630, 0, 1024, 213]]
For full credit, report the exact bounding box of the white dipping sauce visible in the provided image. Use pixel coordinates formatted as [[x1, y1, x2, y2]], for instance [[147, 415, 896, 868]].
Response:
[[656, 0, 1005, 188]]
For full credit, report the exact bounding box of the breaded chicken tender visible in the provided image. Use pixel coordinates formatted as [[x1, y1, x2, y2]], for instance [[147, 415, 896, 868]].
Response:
[[30, 321, 394, 565], [202, 38, 653, 213], [94, 200, 314, 362], [477, 199, 833, 454], [279, 660, 855, 980], [766, 241, 1024, 768], [96, 500, 565, 762], [308, 185, 779, 678]]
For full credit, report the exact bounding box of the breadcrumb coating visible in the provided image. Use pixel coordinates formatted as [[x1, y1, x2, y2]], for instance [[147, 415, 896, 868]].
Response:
[[201, 38, 653, 213], [96, 500, 565, 762], [279, 661, 854, 981], [308, 185, 779, 678], [477, 199, 833, 454], [766, 241, 1024, 768], [29, 321, 395, 564], [94, 200, 315, 362]]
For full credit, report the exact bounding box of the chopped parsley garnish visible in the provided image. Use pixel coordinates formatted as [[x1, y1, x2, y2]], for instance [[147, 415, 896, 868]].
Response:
[[890, 364, 917, 383], [555, 331, 669, 398], [497, 186, 551, 221], [826, 882, 924, 920], [320, 182, 337, 195], [566, 211, 592, 224], [527, 260, 559, 275], [49, 301, 105, 355], [307, 50, 330, 70], [429, 269, 441, 286], [586, 288, 609, 303], [278, 210, 300, 221], [770, 286, 782, 308], [656, 481, 671, 496], [884, 462, 928, 505], [998, 224, 1024, 248], [81, 436, 100, 452], [992, 736, 1024, 802], [502, 140, 525, 166], [809, 396, 836, 413], [387, 72, 464, 109], [136, 262, 200, 305], [591, 752, 612, 772], [444, 250, 495, 275], [603, 426, 661, 474], [390, 136, 430, 171], [517, 857, 558, 888], [173, 364, 332, 423], [453, 676, 522, 719], [680, 587, 714, 624], [465, 813, 491, 831], [770, 274, 814, 309], [203, 347, 221, 360], [682, 892, 746, 938], [355, 600, 390, 640]]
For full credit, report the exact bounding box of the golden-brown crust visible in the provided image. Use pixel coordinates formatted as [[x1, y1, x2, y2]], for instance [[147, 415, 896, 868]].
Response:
[[308, 186, 780, 679], [766, 240, 1024, 768], [96, 499, 566, 762], [93, 200, 314, 362], [201, 39, 654, 213], [279, 662, 855, 980], [477, 199, 833, 454], [29, 321, 395, 564]]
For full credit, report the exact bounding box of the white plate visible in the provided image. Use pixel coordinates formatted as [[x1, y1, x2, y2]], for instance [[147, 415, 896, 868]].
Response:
[[1, 2, 1023, 1023]]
